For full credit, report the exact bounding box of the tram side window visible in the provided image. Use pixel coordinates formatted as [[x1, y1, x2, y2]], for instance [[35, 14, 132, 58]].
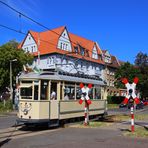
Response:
[[64, 85, 75, 100], [40, 80, 49, 100], [76, 87, 81, 100], [20, 87, 32, 99], [94, 86, 101, 99], [89, 88, 93, 100], [34, 85, 38, 100]]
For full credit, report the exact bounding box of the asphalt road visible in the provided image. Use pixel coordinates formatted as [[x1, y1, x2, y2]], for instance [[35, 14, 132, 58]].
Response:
[[0, 107, 148, 148], [1, 127, 148, 148], [0, 115, 17, 129], [108, 106, 148, 115]]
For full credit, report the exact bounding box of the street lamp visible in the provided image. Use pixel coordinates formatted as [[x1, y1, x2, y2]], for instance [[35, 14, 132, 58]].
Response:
[[10, 59, 17, 101]]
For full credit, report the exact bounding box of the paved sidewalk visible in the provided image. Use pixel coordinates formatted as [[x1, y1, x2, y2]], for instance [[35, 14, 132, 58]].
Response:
[[0, 111, 17, 117]]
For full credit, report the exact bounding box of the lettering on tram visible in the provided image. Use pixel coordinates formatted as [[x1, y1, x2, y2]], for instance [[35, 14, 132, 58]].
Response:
[[16, 70, 107, 127]]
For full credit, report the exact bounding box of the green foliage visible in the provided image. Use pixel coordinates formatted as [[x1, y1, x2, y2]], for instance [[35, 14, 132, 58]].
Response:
[[114, 62, 141, 89], [134, 52, 148, 98], [107, 96, 125, 104], [0, 100, 13, 113], [0, 40, 33, 92]]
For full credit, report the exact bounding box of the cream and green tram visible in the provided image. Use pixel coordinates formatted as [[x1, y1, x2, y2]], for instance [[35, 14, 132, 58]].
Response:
[[17, 70, 107, 126]]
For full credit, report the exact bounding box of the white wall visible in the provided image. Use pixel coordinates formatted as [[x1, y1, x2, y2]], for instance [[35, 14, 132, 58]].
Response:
[[33, 54, 104, 79], [92, 45, 98, 59], [22, 33, 38, 53], [57, 29, 72, 51]]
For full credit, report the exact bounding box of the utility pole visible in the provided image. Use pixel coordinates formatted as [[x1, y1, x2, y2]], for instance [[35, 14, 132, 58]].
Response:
[[10, 59, 17, 101]]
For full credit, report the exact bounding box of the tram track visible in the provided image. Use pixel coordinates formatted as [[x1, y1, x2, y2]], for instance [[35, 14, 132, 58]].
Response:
[[0, 124, 62, 143]]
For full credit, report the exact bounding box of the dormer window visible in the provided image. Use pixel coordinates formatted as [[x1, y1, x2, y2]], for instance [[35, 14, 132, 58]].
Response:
[[79, 46, 85, 56], [63, 43, 65, 50], [65, 44, 68, 50], [74, 46, 78, 54], [92, 46, 98, 59], [85, 50, 89, 57]]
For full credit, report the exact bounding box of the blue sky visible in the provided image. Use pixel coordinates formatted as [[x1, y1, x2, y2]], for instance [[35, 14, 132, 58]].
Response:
[[0, 0, 147, 64]]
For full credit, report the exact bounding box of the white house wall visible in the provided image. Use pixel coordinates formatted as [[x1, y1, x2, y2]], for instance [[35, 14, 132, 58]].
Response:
[[92, 45, 98, 59], [33, 54, 104, 79], [22, 33, 38, 53], [57, 29, 72, 51]]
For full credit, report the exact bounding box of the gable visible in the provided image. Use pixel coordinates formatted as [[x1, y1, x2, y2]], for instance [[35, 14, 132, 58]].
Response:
[[105, 50, 110, 57], [22, 33, 38, 53], [92, 45, 98, 59], [57, 28, 72, 51], [104, 50, 111, 63]]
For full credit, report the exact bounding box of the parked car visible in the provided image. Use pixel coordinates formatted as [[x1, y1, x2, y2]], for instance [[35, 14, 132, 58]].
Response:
[[119, 103, 127, 108], [143, 100, 148, 106], [136, 101, 144, 109]]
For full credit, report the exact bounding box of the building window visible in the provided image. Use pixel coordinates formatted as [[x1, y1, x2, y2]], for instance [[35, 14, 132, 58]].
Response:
[[65, 44, 68, 50], [47, 57, 49, 64], [85, 50, 89, 57], [74, 46, 78, 54], [32, 46, 33, 52], [86, 63, 89, 70], [80, 46, 85, 56], [92, 48, 98, 59], [63, 43, 65, 50], [60, 42, 63, 49]]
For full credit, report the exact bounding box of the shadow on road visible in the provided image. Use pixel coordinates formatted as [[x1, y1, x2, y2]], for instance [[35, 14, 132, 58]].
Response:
[[0, 138, 11, 147]]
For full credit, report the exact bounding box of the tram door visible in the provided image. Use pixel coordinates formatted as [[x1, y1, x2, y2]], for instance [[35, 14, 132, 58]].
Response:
[[50, 82, 59, 119], [50, 82, 57, 100]]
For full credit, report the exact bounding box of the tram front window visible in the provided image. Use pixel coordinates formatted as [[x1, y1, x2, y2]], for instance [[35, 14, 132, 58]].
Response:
[[20, 87, 32, 99]]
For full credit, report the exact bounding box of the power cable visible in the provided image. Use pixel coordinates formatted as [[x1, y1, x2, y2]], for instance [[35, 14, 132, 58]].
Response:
[[0, 0, 102, 57]]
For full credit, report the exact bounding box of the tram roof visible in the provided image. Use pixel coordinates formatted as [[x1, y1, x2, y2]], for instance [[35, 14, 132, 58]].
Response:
[[19, 71, 106, 86]]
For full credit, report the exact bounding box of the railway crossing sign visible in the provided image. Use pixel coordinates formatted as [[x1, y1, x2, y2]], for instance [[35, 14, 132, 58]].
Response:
[[122, 77, 140, 132], [122, 77, 140, 105], [79, 83, 92, 126]]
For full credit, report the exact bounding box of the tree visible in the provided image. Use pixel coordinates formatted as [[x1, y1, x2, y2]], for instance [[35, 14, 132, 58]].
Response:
[[135, 52, 148, 98], [0, 40, 33, 93], [114, 62, 141, 89]]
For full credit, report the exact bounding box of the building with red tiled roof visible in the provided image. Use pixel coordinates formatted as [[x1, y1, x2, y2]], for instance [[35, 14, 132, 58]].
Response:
[[102, 50, 121, 96], [19, 26, 123, 97], [19, 26, 105, 77]]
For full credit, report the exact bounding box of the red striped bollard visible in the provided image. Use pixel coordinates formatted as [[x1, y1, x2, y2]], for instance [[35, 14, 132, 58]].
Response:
[[79, 83, 92, 126], [131, 106, 134, 132], [84, 100, 89, 126]]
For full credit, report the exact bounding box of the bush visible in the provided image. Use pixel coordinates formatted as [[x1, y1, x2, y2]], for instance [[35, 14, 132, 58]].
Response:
[[107, 96, 125, 104], [0, 100, 13, 113]]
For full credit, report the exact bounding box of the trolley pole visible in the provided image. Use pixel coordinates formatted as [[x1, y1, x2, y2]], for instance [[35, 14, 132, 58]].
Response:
[[131, 105, 134, 132]]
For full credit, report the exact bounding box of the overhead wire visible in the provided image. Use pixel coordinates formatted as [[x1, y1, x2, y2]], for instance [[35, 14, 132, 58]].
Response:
[[0, 0, 102, 57]]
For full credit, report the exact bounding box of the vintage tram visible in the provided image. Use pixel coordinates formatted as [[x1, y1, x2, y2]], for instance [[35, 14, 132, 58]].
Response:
[[17, 69, 107, 127]]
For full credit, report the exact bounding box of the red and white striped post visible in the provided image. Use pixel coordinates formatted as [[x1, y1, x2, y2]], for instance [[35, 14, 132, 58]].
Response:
[[131, 105, 134, 132], [84, 100, 89, 126], [79, 83, 92, 126], [122, 77, 140, 132]]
